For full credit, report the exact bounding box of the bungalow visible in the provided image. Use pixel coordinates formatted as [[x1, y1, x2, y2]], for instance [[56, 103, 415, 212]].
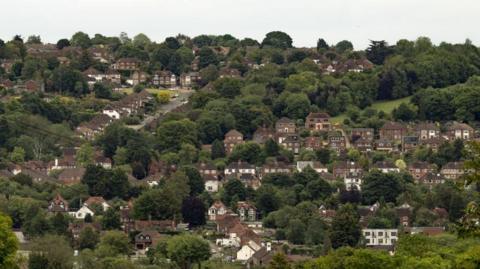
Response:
[[224, 129, 244, 154], [71, 205, 95, 220], [305, 112, 331, 131]]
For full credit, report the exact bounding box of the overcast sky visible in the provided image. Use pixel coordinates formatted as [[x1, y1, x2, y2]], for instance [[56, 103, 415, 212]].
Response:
[[1, 0, 478, 49]]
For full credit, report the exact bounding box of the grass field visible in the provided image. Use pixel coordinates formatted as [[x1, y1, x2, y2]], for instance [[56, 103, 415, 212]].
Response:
[[331, 96, 412, 123], [119, 88, 174, 95]]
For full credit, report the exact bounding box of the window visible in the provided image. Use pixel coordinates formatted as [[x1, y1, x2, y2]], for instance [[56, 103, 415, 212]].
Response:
[[378, 239, 383, 244], [378, 232, 383, 236], [391, 232, 397, 236]]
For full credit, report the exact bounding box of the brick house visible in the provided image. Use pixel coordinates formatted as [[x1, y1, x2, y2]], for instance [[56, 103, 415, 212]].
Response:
[[58, 168, 86, 185], [275, 117, 296, 134], [113, 58, 140, 71], [328, 132, 346, 153], [48, 194, 69, 213], [152, 71, 177, 88], [131, 71, 148, 86], [305, 112, 331, 131], [402, 136, 419, 152], [252, 127, 275, 144], [440, 162, 465, 180], [395, 203, 413, 227], [447, 122, 474, 141], [180, 72, 201, 88], [209, 201, 229, 221], [280, 134, 301, 154], [224, 129, 244, 154], [379, 121, 406, 141], [237, 201, 257, 222], [351, 128, 374, 142], [260, 161, 292, 178], [415, 123, 440, 140], [375, 139, 396, 152], [135, 230, 161, 251], [418, 172, 446, 188], [304, 136, 323, 151], [408, 161, 435, 180], [353, 138, 373, 153]]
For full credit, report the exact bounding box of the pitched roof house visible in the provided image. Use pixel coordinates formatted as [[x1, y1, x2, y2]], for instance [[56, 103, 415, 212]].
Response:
[[224, 129, 244, 154], [305, 112, 331, 131]]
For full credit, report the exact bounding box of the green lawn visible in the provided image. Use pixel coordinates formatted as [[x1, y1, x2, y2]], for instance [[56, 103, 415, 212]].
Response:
[[331, 96, 412, 124]]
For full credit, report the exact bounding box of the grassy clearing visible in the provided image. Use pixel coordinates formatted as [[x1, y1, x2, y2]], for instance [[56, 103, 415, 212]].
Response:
[[331, 96, 412, 123]]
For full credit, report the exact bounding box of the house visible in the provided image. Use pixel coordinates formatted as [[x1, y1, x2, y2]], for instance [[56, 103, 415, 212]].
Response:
[[131, 71, 148, 86], [205, 175, 222, 193], [224, 129, 244, 154], [362, 229, 398, 248], [304, 136, 323, 151], [95, 154, 112, 169], [133, 220, 176, 232], [197, 162, 218, 177], [208, 200, 229, 221], [408, 161, 435, 180], [152, 71, 177, 88], [396, 203, 413, 227], [305, 112, 331, 131], [247, 246, 273, 268], [344, 172, 363, 191], [84, 196, 110, 212], [76, 114, 114, 140], [58, 168, 85, 185], [353, 138, 373, 153], [379, 121, 406, 141], [48, 194, 69, 213], [418, 173, 446, 188], [89, 47, 111, 63], [253, 127, 275, 144], [260, 162, 292, 178], [105, 69, 121, 84], [328, 132, 347, 153], [404, 227, 445, 236], [319, 205, 336, 223], [25, 80, 43, 92], [237, 201, 257, 222], [358, 202, 380, 227], [120, 202, 135, 233], [219, 68, 242, 78], [447, 122, 474, 141], [135, 230, 161, 251], [440, 162, 465, 180], [113, 58, 140, 71], [351, 128, 374, 142], [68, 222, 101, 240], [275, 117, 296, 134], [402, 136, 419, 152], [372, 161, 400, 173], [333, 161, 363, 178], [83, 67, 104, 81], [180, 72, 201, 88], [239, 174, 262, 190], [225, 161, 256, 176], [296, 161, 327, 173], [375, 139, 396, 152], [237, 240, 262, 262], [71, 205, 95, 219], [415, 123, 440, 140], [280, 134, 301, 154]]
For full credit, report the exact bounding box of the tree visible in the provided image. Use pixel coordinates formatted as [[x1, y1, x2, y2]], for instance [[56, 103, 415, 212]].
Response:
[[10, 173, 32, 186], [361, 171, 403, 205], [10, 146, 25, 163], [166, 234, 211, 269], [132, 33, 151, 48], [335, 40, 354, 53], [165, 37, 181, 50], [222, 179, 247, 207], [181, 197, 206, 228], [261, 31, 293, 49], [0, 214, 17, 269], [264, 138, 280, 156], [268, 252, 291, 269], [78, 226, 99, 250], [181, 166, 204, 196], [211, 139, 225, 159], [97, 231, 130, 257], [366, 40, 394, 65], [229, 142, 264, 165], [71, 31, 91, 49], [56, 39, 70, 49], [198, 47, 218, 69], [213, 77, 243, 98], [317, 38, 329, 51], [392, 103, 417, 121], [330, 203, 361, 249], [76, 143, 95, 167], [93, 83, 112, 99], [255, 184, 281, 216], [102, 208, 121, 230], [29, 235, 73, 269], [286, 219, 306, 244], [156, 119, 198, 152]]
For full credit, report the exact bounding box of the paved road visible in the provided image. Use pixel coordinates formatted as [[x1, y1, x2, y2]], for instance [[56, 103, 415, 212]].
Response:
[[128, 89, 193, 131]]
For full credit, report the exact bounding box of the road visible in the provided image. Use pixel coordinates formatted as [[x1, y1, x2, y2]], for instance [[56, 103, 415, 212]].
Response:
[[127, 88, 193, 131]]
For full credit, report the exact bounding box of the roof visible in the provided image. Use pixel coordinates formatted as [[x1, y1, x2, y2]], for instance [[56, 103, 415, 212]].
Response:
[[447, 122, 474, 131], [441, 161, 464, 170], [225, 129, 243, 138], [227, 161, 255, 170], [276, 117, 295, 124], [84, 196, 107, 206], [307, 112, 330, 119], [210, 200, 227, 209], [409, 161, 433, 170], [58, 168, 86, 180], [373, 161, 397, 169], [237, 201, 256, 210], [381, 121, 405, 130], [415, 122, 439, 131]]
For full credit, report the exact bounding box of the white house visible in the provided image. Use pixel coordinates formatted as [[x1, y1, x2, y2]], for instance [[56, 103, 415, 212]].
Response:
[[344, 173, 362, 190], [236, 240, 262, 262], [102, 105, 121, 120], [208, 201, 228, 221], [362, 229, 398, 247], [224, 161, 256, 176], [70, 205, 95, 219], [296, 161, 328, 173], [205, 176, 221, 193]]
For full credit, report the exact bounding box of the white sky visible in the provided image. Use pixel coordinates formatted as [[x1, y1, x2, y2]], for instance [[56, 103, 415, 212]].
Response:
[[1, 0, 478, 49]]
